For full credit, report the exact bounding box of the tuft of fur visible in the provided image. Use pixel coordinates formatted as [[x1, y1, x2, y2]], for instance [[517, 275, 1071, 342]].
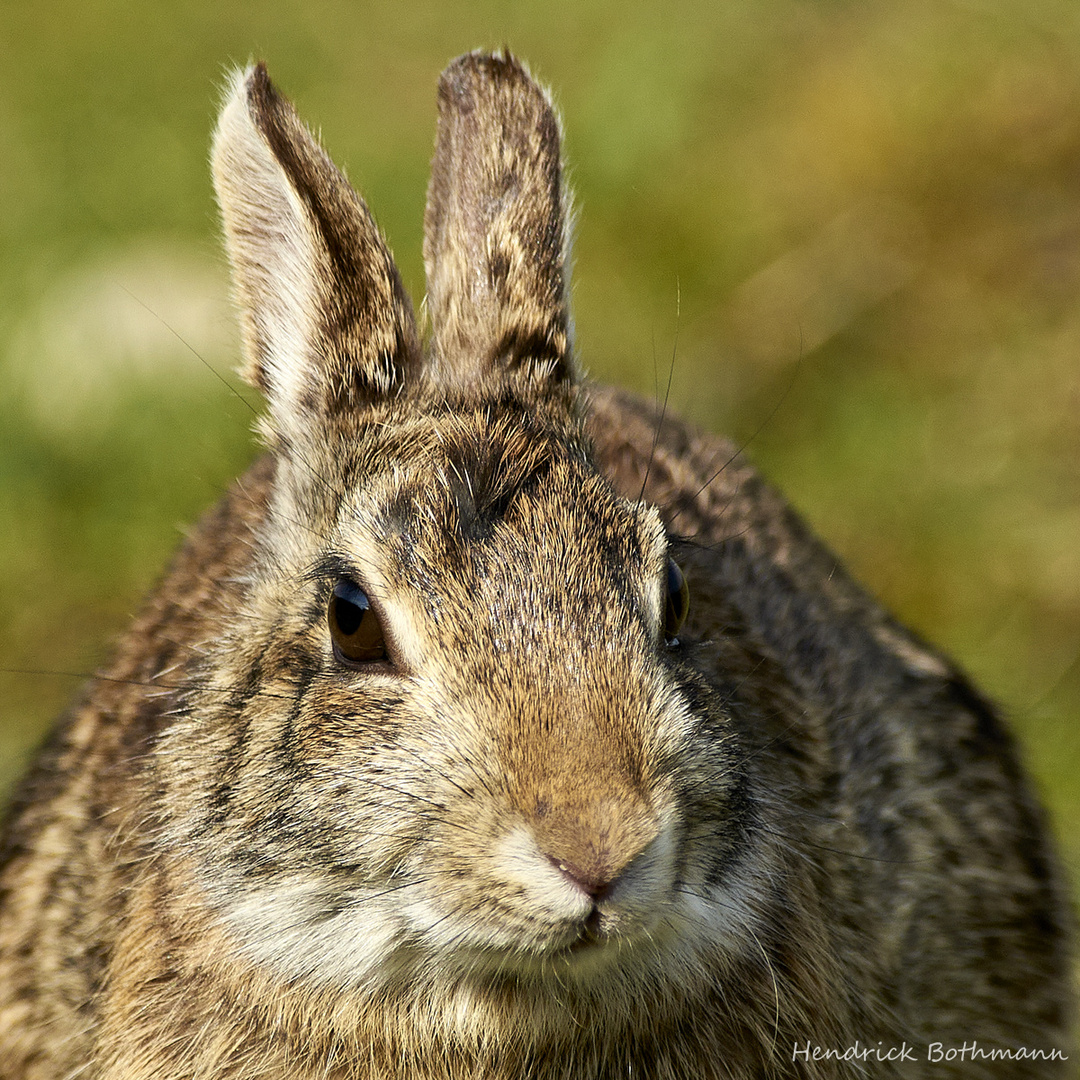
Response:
[[0, 51, 1073, 1080]]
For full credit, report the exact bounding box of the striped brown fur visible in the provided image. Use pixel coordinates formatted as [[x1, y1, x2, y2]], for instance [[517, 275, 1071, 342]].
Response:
[[0, 51, 1072, 1079]]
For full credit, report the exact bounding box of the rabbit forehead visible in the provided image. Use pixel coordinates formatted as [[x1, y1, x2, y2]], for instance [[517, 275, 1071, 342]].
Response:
[[333, 417, 669, 645]]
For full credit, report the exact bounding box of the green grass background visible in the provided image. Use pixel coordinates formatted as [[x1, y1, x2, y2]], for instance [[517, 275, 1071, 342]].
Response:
[[2, 0, 1079, 988]]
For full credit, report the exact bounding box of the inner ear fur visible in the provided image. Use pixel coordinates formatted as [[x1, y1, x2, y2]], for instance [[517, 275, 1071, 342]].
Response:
[[424, 51, 575, 388], [212, 63, 420, 436]]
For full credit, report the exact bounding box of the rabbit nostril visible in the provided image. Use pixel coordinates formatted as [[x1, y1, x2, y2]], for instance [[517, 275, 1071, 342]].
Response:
[[548, 855, 614, 901]]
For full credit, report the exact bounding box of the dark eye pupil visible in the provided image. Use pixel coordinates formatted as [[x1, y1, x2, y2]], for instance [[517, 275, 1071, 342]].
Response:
[[329, 580, 387, 664], [664, 558, 690, 642], [334, 593, 365, 636]]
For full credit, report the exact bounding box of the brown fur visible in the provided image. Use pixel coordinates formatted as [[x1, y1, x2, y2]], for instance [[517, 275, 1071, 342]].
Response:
[[0, 51, 1073, 1079]]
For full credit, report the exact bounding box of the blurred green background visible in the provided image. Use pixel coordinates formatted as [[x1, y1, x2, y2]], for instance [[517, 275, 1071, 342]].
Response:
[[1, 0, 1078, 951]]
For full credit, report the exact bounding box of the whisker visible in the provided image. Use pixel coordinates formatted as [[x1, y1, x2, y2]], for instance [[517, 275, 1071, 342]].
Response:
[[0, 667, 294, 703], [638, 279, 680, 507], [115, 283, 260, 420], [688, 345, 804, 507]]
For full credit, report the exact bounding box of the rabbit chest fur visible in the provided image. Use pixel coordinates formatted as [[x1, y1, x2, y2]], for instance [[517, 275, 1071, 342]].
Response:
[[0, 52, 1073, 1080]]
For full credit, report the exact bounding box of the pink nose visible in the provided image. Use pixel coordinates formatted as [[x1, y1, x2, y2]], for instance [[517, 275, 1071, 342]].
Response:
[[546, 853, 617, 901]]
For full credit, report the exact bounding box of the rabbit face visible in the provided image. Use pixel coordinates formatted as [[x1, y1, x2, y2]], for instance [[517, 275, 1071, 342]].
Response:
[[157, 390, 752, 995]]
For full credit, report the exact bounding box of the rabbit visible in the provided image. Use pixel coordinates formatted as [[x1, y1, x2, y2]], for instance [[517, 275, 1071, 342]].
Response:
[[0, 50, 1073, 1080]]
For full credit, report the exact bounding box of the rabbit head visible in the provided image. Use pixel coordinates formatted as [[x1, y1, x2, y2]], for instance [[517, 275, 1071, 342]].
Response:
[[159, 55, 797, 1028]]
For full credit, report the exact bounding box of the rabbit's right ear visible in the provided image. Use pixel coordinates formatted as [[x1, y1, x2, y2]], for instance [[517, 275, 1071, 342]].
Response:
[[212, 64, 420, 445]]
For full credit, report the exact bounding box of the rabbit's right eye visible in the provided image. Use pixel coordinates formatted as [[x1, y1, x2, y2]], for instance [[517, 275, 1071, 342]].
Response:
[[328, 580, 387, 665], [664, 558, 690, 644]]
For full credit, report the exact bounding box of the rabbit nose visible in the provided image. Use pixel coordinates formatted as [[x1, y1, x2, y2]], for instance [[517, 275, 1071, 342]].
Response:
[[529, 796, 660, 902], [547, 854, 616, 901]]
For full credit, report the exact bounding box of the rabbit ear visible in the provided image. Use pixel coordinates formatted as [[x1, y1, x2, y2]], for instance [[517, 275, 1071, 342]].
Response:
[[424, 52, 574, 388], [213, 64, 420, 440]]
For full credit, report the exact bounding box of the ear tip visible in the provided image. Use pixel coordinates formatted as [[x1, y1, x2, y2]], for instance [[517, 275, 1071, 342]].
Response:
[[245, 60, 277, 110], [214, 60, 298, 173], [217, 60, 274, 122], [211, 61, 284, 207], [442, 48, 526, 77], [438, 49, 549, 110]]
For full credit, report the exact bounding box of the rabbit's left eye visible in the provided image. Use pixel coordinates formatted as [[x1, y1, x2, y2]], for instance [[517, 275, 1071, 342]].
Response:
[[664, 558, 690, 644], [329, 580, 387, 664]]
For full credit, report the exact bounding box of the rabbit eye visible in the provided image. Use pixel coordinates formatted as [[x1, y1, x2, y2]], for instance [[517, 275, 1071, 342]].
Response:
[[664, 558, 690, 643], [328, 580, 387, 664]]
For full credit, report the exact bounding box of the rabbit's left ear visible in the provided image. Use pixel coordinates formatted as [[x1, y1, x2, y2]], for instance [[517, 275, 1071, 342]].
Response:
[[213, 64, 421, 443], [424, 52, 574, 389]]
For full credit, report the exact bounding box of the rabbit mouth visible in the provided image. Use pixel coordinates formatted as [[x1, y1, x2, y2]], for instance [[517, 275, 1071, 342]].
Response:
[[534, 907, 645, 959], [545, 912, 645, 963], [429, 914, 670, 986], [564, 905, 604, 951], [413, 882, 680, 981]]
